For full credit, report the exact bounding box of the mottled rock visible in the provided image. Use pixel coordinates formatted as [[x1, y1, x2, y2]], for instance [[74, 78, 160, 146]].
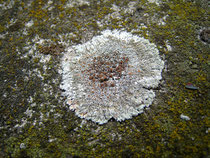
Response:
[[200, 29, 210, 44]]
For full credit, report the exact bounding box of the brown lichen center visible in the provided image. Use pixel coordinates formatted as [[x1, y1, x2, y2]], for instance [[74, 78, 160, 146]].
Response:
[[85, 52, 129, 89]]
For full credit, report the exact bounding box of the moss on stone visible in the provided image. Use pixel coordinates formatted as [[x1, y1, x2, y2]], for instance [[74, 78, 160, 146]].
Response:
[[0, 0, 209, 157]]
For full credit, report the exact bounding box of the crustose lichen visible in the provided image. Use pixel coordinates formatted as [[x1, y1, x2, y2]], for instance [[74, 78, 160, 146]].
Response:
[[60, 30, 164, 124]]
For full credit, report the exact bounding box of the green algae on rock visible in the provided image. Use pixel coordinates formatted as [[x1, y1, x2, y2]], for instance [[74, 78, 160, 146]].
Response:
[[60, 30, 164, 124]]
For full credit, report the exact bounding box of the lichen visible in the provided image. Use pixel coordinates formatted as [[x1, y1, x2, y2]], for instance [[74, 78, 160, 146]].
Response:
[[60, 30, 164, 124], [0, 0, 209, 157]]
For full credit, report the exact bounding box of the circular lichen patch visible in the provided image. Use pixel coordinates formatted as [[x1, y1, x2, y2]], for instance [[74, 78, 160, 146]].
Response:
[[60, 30, 164, 124]]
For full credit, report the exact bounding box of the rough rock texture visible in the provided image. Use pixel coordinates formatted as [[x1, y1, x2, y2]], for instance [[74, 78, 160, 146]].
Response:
[[1, 0, 208, 157], [60, 30, 164, 124]]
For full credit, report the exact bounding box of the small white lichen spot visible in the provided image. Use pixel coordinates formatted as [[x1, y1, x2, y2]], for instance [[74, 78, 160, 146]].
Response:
[[60, 30, 164, 124], [20, 143, 26, 149], [65, 0, 89, 8], [25, 20, 34, 27], [148, 0, 161, 5], [180, 114, 190, 121]]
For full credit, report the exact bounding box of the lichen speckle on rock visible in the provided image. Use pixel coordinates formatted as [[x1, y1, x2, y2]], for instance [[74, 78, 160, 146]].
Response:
[[60, 30, 164, 124]]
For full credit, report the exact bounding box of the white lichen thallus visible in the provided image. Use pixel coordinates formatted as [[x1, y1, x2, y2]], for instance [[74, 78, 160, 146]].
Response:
[[60, 30, 164, 124]]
